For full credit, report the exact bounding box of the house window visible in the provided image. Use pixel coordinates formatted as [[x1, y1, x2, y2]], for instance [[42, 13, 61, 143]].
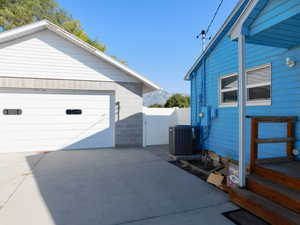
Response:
[[246, 65, 271, 104], [219, 64, 271, 107], [220, 75, 238, 105], [66, 109, 82, 115], [3, 109, 22, 115]]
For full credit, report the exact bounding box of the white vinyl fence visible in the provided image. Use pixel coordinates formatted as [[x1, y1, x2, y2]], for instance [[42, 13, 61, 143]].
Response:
[[143, 107, 190, 146]]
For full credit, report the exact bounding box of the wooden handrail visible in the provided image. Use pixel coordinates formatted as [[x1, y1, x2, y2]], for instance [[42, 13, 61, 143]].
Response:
[[246, 116, 297, 123], [255, 137, 296, 144], [249, 116, 297, 172]]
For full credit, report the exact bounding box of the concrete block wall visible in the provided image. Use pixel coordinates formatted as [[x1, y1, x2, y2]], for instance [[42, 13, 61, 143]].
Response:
[[115, 82, 143, 147]]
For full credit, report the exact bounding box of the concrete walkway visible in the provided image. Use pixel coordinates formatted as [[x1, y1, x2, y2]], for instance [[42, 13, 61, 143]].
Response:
[[0, 148, 237, 225]]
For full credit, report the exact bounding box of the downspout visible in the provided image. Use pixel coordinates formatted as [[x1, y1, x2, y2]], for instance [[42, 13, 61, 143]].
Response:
[[202, 59, 207, 107], [238, 34, 246, 187], [191, 71, 198, 126], [190, 72, 195, 126]]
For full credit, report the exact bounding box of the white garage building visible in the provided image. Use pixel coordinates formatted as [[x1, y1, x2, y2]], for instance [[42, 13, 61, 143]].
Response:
[[0, 20, 160, 153]]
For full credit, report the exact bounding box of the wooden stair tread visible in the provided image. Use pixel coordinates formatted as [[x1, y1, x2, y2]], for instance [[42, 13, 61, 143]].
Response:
[[248, 174, 300, 213], [260, 161, 300, 180], [248, 174, 300, 199], [253, 165, 300, 191], [230, 188, 300, 225]]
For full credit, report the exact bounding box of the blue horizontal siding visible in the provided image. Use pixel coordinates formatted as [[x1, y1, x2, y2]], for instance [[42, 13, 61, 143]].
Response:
[[191, 33, 300, 162], [250, 0, 300, 35], [203, 36, 239, 159]]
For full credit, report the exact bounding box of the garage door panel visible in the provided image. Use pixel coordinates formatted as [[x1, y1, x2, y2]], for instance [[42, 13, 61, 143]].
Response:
[[0, 116, 110, 122], [0, 121, 110, 130], [0, 90, 114, 152], [0, 127, 111, 139], [0, 95, 110, 106], [0, 143, 71, 152], [0, 121, 109, 128], [0, 105, 110, 111], [0, 110, 110, 117], [0, 129, 112, 142]]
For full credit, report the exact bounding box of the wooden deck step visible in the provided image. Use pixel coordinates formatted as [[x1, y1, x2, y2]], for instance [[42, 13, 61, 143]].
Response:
[[247, 174, 300, 214], [253, 165, 300, 191], [229, 188, 300, 225]]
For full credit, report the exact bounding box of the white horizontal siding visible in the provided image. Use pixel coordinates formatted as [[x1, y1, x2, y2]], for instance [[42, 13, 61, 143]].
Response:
[[0, 30, 138, 83]]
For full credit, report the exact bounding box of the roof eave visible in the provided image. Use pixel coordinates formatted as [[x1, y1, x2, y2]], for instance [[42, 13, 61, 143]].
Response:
[[0, 20, 161, 93], [228, 0, 260, 40], [0, 20, 48, 44], [45, 21, 161, 93]]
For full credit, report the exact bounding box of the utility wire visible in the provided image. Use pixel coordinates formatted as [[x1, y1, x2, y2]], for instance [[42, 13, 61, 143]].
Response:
[[205, 0, 224, 35]]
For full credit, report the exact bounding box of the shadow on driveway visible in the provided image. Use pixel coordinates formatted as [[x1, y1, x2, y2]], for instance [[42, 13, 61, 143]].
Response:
[[0, 149, 237, 225]]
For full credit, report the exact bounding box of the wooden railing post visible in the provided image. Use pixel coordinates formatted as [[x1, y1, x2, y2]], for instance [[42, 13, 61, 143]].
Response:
[[250, 118, 258, 172], [287, 122, 294, 157], [248, 116, 297, 174]]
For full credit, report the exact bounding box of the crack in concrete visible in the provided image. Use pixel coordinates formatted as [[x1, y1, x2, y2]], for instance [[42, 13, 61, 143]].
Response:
[[0, 153, 46, 211]]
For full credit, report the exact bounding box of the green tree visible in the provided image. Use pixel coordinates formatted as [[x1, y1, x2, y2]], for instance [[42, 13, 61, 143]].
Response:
[[110, 55, 127, 65], [164, 94, 190, 108], [0, 0, 107, 52], [148, 103, 165, 108]]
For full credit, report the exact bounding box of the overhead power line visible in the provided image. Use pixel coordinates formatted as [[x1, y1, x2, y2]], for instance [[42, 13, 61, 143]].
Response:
[[197, 0, 224, 51], [206, 0, 224, 35]]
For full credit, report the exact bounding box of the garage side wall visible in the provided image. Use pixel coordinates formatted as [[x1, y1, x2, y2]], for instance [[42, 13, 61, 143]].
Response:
[[0, 77, 143, 147], [114, 82, 143, 147]]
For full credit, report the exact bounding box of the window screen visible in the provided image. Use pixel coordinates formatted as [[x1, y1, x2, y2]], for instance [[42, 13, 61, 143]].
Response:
[[248, 85, 270, 100], [221, 76, 238, 90], [247, 65, 271, 102], [222, 90, 238, 103], [247, 66, 271, 86], [220, 74, 238, 105]]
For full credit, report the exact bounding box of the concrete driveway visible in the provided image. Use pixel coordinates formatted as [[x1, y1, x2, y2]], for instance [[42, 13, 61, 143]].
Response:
[[0, 148, 237, 225]]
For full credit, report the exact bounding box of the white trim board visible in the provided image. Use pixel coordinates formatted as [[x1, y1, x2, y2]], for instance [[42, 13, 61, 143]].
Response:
[[229, 0, 259, 40]]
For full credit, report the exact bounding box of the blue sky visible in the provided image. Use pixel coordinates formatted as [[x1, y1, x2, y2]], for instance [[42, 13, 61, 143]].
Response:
[[57, 0, 239, 94]]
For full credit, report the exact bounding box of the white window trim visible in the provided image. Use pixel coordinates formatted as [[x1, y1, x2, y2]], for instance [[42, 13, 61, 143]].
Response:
[[219, 72, 238, 107], [219, 64, 272, 107]]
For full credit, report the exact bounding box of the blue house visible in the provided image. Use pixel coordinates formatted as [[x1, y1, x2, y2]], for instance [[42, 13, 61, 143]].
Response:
[[185, 0, 300, 187]]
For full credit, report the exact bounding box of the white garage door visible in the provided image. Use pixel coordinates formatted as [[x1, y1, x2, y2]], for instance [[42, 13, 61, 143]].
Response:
[[0, 90, 114, 152]]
